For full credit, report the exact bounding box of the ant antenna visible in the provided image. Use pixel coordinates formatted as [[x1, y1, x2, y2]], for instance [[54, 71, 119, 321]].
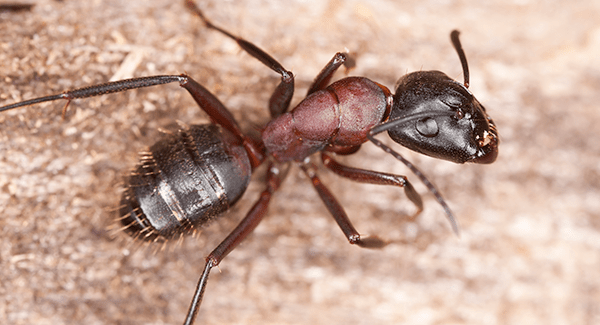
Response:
[[450, 30, 470, 88], [368, 112, 461, 236]]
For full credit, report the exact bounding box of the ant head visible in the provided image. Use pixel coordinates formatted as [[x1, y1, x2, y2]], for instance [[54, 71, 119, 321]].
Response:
[[386, 70, 498, 164], [375, 31, 497, 164]]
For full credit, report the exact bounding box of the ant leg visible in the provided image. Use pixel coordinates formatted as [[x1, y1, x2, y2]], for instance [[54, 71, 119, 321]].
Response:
[[0, 75, 183, 114], [185, 0, 294, 118], [307, 52, 348, 95], [321, 152, 423, 216], [178, 75, 264, 166], [0, 3, 34, 12], [325, 144, 362, 156], [300, 162, 388, 249], [0, 74, 266, 167], [183, 162, 286, 325]]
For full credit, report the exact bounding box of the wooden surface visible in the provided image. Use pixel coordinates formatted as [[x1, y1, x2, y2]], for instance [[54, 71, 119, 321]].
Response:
[[1, 0, 599, 324]]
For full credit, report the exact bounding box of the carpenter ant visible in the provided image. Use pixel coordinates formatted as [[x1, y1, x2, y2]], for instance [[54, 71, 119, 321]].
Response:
[[0, 1, 498, 324]]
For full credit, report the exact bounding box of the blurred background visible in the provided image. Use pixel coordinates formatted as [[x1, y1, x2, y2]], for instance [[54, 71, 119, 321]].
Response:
[[1, 0, 599, 324]]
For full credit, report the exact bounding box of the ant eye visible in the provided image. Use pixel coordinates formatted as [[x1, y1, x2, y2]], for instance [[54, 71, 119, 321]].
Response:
[[416, 117, 439, 137]]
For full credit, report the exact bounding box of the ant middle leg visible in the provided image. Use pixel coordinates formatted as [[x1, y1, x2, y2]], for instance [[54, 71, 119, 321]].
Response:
[[300, 162, 388, 249], [185, 0, 294, 118]]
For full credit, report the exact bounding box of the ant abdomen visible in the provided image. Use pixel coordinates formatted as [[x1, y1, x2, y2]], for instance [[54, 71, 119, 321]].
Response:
[[119, 124, 252, 241]]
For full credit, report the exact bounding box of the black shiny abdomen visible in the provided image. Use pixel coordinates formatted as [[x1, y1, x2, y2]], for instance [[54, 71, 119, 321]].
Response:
[[119, 124, 252, 241]]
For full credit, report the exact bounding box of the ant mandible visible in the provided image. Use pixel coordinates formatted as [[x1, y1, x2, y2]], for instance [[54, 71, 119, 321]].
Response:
[[0, 1, 499, 324]]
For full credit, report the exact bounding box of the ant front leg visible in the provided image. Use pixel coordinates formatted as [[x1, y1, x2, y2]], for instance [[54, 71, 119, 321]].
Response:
[[185, 0, 294, 118], [307, 52, 348, 95], [300, 161, 388, 249], [321, 152, 424, 217], [184, 161, 287, 325]]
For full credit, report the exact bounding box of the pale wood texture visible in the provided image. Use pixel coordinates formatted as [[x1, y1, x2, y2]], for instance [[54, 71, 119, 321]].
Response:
[[1, 1, 599, 324]]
